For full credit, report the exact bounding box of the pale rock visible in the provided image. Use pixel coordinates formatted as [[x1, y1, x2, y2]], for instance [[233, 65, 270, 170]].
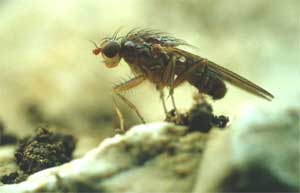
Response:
[[0, 108, 299, 193], [0, 122, 208, 193]]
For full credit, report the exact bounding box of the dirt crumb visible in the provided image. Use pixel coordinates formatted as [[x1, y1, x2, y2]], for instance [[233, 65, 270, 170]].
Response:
[[14, 128, 76, 174], [0, 172, 28, 184], [165, 95, 229, 133], [0, 121, 18, 146], [1, 128, 76, 184]]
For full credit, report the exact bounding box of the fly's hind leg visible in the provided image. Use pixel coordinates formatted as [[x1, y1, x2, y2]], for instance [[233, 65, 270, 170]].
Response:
[[173, 58, 208, 88], [113, 75, 146, 131]]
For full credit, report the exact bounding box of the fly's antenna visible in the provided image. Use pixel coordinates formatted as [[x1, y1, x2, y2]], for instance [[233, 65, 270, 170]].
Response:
[[90, 40, 101, 55]]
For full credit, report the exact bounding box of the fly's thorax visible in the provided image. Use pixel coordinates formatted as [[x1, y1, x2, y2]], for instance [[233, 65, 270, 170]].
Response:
[[121, 40, 154, 72], [121, 40, 173, 85], [120, 40, 137, 64]]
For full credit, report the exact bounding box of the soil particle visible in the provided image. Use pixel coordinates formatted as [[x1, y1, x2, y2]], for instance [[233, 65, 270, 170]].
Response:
[[165, 96, 229, 133], [0, 172, 28, 184], [15, 128, 76, 174], [0, 121, 18, 146], [1, 128, 76, 184]]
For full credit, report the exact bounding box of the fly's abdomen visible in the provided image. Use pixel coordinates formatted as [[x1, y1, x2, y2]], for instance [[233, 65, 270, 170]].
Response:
[[187, 69, 227, 100]]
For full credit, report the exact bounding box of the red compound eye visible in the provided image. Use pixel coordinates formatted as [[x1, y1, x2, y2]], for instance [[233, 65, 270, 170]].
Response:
[[92, 47, 101, 55]]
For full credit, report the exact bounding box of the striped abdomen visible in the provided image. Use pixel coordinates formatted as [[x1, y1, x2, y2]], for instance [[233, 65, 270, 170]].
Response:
[[186, 66, 227, 100]]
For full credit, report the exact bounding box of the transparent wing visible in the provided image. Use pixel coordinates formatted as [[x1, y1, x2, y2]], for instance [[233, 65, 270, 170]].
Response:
[[205, 59, 274, 101], [171, 48, 274, 101]]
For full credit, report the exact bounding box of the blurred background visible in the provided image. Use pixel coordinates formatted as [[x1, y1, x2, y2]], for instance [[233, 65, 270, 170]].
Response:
[[0, 0, 299, 155]]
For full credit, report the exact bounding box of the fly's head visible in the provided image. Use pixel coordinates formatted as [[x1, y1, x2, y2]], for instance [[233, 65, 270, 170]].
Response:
[[92, 39, 122, 68]]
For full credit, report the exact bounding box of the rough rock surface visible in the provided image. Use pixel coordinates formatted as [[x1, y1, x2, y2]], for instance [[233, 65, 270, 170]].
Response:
[[0, 107, 299, 193], [219, 108, 300, 192], [195, 107, 300, 193], [0, 123, 208, 193]]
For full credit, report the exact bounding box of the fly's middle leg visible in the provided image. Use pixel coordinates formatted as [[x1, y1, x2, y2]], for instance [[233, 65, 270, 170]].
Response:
[[156, 86, 168, 115], [162, 56, 178, 112]]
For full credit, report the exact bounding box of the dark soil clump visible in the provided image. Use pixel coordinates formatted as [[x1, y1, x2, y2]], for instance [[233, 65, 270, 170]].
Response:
[[165, 95, 229, 133], [0, 172, 28, 184], [15, 128, 76, 174], [1, 128, 76, 184], [0, 121, 18, 146]]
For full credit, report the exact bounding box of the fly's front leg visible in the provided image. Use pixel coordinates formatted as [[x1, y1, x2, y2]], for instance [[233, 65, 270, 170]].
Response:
[[113, 75, 146, 131]]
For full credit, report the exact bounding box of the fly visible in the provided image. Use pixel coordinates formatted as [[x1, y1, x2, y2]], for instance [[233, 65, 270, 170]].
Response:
[[92, 29, 274, 125]]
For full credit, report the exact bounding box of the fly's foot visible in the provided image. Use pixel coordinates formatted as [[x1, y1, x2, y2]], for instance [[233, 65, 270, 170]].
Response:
[[114, 127, 126, 134], [165, 109, 189, 125]]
